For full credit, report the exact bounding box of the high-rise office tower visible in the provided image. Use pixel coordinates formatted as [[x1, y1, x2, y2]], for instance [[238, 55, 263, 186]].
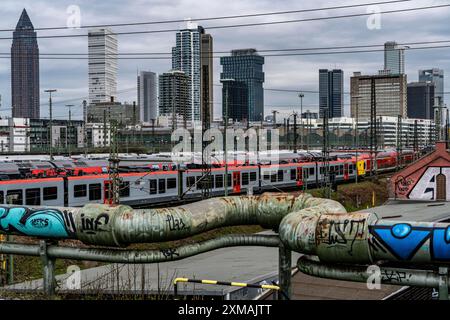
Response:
[[88, 28, 118, 104], [172, 22, 213, 123], [220, 49, 265, 122], [221, 81, 248, 122], [201, 31, 213, 124], [11, 9, 40, 119], [138, 71, 158, 123], [158, 70, 191, 122], [350, 71, 407, 118], [384, 41, 405, 75], [419, 68, 444, 105], [407, 82, 435, 120], [319, 69, 344, 118]]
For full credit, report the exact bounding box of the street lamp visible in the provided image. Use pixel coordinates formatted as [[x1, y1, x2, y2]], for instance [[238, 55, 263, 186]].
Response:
[[45, 89, 57, 160], [221, 78, 235, 197]]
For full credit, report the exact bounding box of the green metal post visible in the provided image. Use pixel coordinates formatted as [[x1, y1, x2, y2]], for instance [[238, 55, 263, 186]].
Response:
[[439, 267, 449, 301], [40, 240, 56, 297], [278, 241, 292, 300], [7, 235, 13, 285]]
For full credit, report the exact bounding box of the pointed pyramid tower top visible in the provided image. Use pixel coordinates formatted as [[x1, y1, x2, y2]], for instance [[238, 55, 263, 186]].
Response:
[[16, 9, 34, 31]]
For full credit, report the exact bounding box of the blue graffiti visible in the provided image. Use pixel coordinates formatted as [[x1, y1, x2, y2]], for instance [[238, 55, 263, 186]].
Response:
[[370, 224, 431, 260], [0, 207, 76, 238], [431, 227, 450, 261]]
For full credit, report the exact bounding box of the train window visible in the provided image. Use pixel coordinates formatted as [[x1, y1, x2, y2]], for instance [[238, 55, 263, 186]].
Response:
[[290, 169, 296, 180], [167, 178, 177, 189], [74, 185, 87, 198], [250, 172, 257, 182], [0, 191, 3, 204], [196, 177, 202, 190], [339, 166, 344, 176], [309, 168, 315, 176], [278, 170, 284, 182], [271, 173, 277, 183], [43, 187, 58, 200], [242, 172, 249, 186], [215, 175, 223, 188], [89, 184, 102, 201], [6, 190, 22, 205], [119, 181, 130, 198], [150, 180, 157, 195], [187, 176, 196, 188], [26, 188, 41, 206], [263, 172, 270, 180], [228, 174, 232, 187], [320, 167, 324, 175], [159, 179, 166, 194]]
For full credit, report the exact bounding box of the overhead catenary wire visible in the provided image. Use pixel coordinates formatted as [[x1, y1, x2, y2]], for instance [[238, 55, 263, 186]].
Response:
[[0, 3, 447, 40], [0, 0, 414, 33]]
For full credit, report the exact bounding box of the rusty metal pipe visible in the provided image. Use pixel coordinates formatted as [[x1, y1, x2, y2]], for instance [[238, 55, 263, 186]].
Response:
[[297, 255, 447, 288], [281, 211, 450, 265], [0, 234, 280, 263], [0, 193, 346, 247]]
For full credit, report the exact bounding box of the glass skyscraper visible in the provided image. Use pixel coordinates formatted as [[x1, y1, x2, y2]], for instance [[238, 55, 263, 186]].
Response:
[[319, 69, 344, 118], [384, 41, 405, 75], [11, 9, 40, 119], [172, 22, 213, 123], [220, 49, 265, 122], [419, 68, 444, 105], [138, 71, 157, 122]]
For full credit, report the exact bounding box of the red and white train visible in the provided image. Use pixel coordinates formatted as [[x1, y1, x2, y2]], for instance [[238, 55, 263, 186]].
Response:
[[0, 150, 416, 208]]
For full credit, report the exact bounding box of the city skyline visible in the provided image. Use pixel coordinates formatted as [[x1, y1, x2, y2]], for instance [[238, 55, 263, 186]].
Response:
[[0, 1, 449, 121]]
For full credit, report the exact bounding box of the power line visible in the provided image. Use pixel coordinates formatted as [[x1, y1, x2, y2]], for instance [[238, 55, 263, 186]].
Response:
[[3, 43, 450, 59], [0, 3, 446, 40], [0, 0, 412, 33], [5, 39, 450, 56]]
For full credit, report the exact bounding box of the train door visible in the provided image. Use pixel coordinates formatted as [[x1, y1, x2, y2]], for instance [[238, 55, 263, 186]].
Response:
[[296, 167, 303, 187], [344, 163, 349, 181], [104, 180, 112, 204], [233, 172, 241, 193]]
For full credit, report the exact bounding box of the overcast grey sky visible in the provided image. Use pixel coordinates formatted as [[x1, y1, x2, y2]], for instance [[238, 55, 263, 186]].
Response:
[[0, 0, 449, 121]]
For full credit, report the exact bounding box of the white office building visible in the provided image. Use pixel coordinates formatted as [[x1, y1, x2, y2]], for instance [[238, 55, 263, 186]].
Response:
[[88, 28, 118, 104]]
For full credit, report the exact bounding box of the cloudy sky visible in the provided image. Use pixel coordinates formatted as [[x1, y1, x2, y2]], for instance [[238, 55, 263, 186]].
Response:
[[0, 0, 449, 121]]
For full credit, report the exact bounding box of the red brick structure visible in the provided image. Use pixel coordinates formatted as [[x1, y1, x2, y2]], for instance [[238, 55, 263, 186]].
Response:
[[390, 142, 450, 201]]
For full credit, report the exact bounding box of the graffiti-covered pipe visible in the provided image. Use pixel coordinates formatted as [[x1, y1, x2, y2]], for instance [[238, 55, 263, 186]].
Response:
[[0, 235, 280, 263], [297, 255, 447, 288], [280, 211, 450, 265], [0, 193, 346, 247]]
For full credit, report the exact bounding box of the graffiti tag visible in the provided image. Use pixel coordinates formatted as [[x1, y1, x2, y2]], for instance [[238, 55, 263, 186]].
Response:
[[0, 207, 75, 238], [80, 213, 110, 235], [160, 248, 180, 260], [166, 215, 188, 231], [317, 219, 366, 255]]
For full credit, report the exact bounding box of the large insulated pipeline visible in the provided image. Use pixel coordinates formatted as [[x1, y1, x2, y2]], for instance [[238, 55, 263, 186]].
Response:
[[279, 210, 450, 265], [0, 193, 346, 247], [2, 194, 450, 266]]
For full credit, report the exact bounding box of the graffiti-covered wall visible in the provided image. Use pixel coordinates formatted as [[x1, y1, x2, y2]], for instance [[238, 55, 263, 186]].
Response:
[[391, 142, 450, 201]]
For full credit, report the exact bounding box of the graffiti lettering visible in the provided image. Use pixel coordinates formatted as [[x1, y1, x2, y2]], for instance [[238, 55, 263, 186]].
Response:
[[80, 213, 110, 235], [166, 215, 188, 231], [317, 219, 366, 255], [369, 224, 450, 262], [396, 177, 414, 196], [0, 207, 74, 238], [160, 248, 180, 260], [381, 270, 411, 283]]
